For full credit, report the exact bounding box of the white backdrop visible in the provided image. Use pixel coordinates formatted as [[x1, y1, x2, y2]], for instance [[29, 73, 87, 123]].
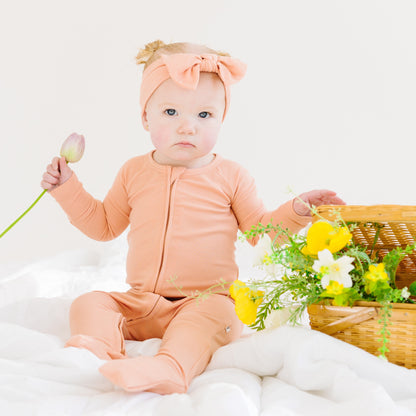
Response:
[[0, 0, 414, 265]]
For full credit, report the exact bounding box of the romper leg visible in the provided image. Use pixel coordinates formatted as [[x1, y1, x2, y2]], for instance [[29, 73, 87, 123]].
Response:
[[65, 291, 128, 360], [99, 294, 243, 394], [157, 294, 244, 386]]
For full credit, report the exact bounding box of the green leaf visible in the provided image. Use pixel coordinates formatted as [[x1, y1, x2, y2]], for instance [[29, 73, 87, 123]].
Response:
[[409, 281, 416, 296]]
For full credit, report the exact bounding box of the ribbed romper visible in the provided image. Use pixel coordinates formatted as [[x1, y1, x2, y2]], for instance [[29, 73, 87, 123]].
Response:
[[50, 151, 310, 393]]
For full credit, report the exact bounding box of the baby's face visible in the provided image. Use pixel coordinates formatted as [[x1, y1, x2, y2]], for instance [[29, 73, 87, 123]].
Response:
[[143, 73, 225, 168]]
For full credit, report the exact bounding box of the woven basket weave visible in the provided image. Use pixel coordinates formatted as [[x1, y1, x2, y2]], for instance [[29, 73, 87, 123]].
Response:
[[307, 205, 416, 368]]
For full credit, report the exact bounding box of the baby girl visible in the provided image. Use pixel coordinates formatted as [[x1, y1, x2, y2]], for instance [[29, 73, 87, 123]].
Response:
[[41, 40, 344, 394]]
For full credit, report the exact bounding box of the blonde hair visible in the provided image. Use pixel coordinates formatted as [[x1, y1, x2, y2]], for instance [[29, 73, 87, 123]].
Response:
[[135, 40, 230, 70]]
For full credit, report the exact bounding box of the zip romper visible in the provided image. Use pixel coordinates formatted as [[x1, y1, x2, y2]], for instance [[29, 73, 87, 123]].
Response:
[[51, 151, 310, 393]]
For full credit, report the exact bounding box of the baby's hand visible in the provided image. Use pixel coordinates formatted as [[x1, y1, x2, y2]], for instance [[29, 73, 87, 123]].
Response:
[[293, 189, 345, 216], [41, 156, 73, 191]]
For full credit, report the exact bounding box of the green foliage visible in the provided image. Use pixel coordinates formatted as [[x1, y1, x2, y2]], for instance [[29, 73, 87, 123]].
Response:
[[383, 243, 416, 287], [410, 281, 416, 296], [378, 303, 392, 356], [320, 286, 361, 307]]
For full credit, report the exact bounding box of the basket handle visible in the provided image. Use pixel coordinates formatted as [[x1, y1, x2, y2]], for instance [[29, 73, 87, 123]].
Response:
[[317, 307, 378, 335]]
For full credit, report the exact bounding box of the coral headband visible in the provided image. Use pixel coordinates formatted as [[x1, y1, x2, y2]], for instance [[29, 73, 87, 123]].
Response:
[[140, 53, 247, 122]]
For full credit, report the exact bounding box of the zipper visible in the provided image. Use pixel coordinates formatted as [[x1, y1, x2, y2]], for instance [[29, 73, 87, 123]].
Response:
[[153, 167, 177, 292]]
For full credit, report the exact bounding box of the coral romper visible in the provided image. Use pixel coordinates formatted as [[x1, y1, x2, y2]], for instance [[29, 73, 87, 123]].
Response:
[[50, 151, 310, 393]]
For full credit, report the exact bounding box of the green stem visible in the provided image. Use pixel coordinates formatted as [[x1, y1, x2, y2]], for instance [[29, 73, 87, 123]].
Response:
[[377, 302, 391, 359], [0, 189, 47, 238], [369, 223, 382, 260]]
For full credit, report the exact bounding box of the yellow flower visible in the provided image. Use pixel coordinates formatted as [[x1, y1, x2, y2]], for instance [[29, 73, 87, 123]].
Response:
[[363, 263, 389, 295], [230, 280, 264, 325], [325, 280, 346, 296], [302, 221, 352, 256], [229, 279, 245, 299], [364, 263, 389, 282]]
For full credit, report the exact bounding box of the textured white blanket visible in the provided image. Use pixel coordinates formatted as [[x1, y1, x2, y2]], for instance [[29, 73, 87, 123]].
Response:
[[1, 241, 415, 416]]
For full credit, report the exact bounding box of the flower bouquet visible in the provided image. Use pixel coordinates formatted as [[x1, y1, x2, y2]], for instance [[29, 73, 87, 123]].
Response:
[[229, 204, 416, 366]]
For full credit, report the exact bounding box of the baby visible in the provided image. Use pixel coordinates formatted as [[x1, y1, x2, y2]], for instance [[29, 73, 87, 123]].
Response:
[[41, 40, 345, 394]]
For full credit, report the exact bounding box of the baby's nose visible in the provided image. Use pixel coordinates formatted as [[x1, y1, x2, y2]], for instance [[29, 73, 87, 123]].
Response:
[[177, 117, 196, 135]]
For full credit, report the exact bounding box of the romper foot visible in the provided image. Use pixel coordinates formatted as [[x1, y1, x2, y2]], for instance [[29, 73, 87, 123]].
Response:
[[65, 334, 127, 360], [99, 354, 187, 394]]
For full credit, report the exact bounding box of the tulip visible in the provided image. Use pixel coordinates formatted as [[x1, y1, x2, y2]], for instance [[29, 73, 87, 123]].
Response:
[[0, 133, 85, 239], [264, 307, 293, 330], [302, 220, 352, 256], [60, 133, 85, 163]]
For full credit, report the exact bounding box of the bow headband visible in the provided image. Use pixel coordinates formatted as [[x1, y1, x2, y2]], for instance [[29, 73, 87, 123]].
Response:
[[140, 53, 247, 124]]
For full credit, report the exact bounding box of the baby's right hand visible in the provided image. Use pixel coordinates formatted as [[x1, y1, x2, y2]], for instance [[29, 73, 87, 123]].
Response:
[[41, 156, 73, 191]]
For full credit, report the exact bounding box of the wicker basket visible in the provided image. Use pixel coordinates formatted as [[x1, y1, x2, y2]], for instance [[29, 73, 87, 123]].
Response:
[[307, 205, 416, 368]]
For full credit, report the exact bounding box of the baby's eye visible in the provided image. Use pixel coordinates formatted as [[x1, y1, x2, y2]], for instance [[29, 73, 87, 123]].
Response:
[[198, 111, 211, 119], [165, 109, 177, 116]]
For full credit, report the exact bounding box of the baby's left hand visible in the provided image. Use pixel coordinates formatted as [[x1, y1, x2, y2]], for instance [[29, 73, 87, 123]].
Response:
[[293, 189, 346, 216]]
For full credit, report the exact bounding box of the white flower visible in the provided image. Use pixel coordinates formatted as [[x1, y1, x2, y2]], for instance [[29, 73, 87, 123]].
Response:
[[253, 234, 274, 267], [312, 249, 354, 289], [401, 287, 411, 299], [252, 234, 282, 277], [264, 308, 293, 329]]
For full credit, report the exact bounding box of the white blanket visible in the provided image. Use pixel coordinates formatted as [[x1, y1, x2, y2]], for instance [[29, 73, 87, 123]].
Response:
[[1, 240, 416, 416]]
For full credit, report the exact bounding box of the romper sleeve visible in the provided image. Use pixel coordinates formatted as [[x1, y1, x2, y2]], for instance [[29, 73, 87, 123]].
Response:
[[230, 165, 310, 246], [49, 164, 131, 241]]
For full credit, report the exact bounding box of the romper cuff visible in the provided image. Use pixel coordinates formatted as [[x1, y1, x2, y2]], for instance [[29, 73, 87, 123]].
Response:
[[49, 173, 89, 219]]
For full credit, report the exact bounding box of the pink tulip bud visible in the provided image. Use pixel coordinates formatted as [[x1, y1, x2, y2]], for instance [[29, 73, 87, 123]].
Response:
[[60, 133, 85, 163]]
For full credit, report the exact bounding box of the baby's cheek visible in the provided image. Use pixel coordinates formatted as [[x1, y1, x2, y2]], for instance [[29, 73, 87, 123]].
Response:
[[201, 127, 221, 151], [150, 126, 170, 147]]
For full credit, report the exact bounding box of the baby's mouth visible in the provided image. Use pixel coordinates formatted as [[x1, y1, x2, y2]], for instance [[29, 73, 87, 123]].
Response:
[[175, 142, 195, 148]]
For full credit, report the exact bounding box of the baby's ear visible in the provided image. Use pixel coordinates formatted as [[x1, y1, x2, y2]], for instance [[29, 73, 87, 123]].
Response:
[[142, 111, 150, 131]]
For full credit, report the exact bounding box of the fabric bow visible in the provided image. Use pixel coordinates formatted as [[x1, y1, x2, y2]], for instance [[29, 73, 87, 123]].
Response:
[[160, 53, 247, 90]]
